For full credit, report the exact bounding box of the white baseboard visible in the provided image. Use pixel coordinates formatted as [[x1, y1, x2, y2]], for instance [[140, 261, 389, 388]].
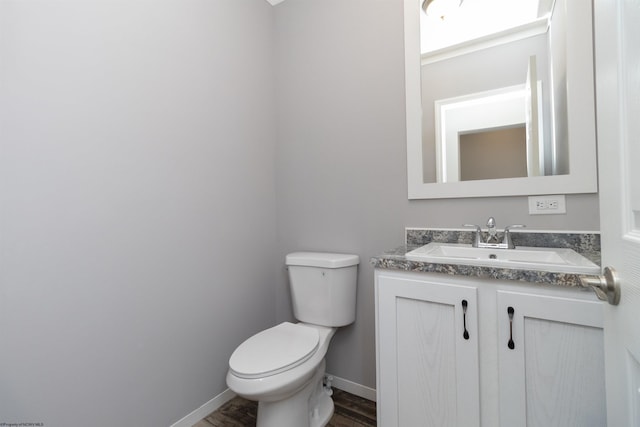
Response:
[[170, 388, 236, 427], [327, 374, 377, 402]]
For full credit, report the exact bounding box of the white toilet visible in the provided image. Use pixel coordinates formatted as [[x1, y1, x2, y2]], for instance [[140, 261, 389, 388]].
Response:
[[226, 251, 359, 427]]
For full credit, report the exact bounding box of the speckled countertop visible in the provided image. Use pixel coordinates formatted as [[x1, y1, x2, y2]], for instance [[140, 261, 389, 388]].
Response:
[[371, 229, 602, 288]]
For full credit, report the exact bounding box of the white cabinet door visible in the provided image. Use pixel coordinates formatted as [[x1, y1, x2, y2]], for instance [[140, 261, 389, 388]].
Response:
[[376, 272, 480, 427], [497, 291, 605, 427]]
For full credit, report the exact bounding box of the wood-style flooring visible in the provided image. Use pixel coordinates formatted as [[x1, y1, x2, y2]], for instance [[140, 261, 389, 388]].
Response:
[[193, 388, 376, 427]]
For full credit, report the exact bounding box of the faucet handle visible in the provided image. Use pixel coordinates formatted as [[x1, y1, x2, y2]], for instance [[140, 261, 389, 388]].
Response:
[[502, 224, 526, 249], [463, 224, 483, 247]]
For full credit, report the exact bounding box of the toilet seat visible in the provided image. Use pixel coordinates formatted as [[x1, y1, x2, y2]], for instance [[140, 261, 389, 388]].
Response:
[[229, 322, 319, 379]]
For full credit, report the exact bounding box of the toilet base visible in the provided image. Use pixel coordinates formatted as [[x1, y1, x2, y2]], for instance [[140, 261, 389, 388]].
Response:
[[256, 359, 334, 427]]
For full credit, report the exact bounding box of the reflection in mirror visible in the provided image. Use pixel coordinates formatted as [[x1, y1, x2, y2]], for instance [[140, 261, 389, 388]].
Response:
[[434, 74, 544, 182], [421, 0, 550, 53], [524, 54, 543, 177], [424, 2, 556, 184], [459, 126, 527, 181], [405, 0, 598, 199]]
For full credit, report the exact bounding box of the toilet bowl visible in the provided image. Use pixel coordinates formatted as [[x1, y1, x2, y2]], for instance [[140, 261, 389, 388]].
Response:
[[226, 323, 336, 426], [226, 252, 359, 427]]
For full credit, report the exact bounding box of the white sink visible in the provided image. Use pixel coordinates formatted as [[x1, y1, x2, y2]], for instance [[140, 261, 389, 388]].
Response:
[[404, 242, 600, 274]]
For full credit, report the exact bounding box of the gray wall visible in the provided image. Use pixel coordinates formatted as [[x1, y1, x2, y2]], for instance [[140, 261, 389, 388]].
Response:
[[274, 0, 409, 389], [274, 0, 600, 390], [0, 1, 277, 425]]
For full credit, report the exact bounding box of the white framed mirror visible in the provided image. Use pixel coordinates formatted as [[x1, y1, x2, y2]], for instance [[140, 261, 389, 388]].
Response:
[[405, 0, 598, 199]]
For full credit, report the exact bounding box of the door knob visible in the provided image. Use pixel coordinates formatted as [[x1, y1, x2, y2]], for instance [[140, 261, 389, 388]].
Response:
[[579, 266, 621, 305]]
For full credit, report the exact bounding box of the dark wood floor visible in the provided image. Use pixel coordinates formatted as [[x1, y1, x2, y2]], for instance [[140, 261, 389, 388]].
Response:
[[193, 388, 376, 427]]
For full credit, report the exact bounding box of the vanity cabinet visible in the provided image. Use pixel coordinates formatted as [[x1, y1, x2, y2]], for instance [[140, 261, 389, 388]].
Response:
[[375, 269, 606, 427]]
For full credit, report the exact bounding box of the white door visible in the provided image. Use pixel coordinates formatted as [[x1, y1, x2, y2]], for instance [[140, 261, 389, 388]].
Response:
[[594, 0, 640, 425]]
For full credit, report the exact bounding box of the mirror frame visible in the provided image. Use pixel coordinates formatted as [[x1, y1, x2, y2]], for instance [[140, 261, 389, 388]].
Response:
[[405, 0, 598, 199]]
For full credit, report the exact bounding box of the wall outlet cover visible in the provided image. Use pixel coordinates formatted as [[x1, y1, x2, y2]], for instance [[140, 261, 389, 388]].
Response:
[[528, 195, 567, 215]]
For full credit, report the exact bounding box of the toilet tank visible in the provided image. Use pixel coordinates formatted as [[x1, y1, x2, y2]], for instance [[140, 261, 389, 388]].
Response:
[[285, 252, 359, 327]]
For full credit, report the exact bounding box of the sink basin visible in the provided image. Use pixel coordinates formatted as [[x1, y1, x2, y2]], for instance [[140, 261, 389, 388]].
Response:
[[404, 242, 600, 274]]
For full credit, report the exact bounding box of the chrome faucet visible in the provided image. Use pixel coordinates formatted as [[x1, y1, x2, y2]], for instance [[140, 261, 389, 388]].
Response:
[[463, 218, 526, 249], [486, 217, 499, 243]]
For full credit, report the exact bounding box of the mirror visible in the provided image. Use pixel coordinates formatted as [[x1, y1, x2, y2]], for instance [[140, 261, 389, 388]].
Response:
[[405, 0, 598, 199]]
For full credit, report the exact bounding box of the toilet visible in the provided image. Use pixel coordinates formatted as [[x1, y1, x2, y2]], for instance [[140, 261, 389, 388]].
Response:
[[226, 251, 359, 427]]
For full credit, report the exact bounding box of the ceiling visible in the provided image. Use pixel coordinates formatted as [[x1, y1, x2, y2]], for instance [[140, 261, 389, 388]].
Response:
[[421, 0, 553, 53]]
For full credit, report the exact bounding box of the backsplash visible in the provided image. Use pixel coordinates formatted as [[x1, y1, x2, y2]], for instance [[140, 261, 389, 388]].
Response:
[[405, 228, 601, 265]]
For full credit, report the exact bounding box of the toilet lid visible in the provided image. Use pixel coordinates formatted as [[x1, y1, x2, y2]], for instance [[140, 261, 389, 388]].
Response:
[[229, 322, 319, 379]]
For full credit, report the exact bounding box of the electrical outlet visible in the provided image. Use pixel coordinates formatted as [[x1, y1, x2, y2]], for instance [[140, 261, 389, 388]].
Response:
[[536, 200, 549, 210], [528, 195, 566, 215]]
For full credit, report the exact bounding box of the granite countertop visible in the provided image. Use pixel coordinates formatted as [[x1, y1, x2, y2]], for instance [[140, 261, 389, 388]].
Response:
[[371, 229, 602, 289]]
